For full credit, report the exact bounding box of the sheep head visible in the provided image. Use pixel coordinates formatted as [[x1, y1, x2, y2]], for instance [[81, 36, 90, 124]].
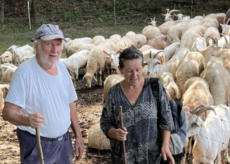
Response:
[[186, 106, 216, 137], [147, 58, 161, 76], [163, 9, 180, 21], [149, 17, 157, 26], [82, 72, 97, 88], [174, 13, 184, 20], [220, 18, 230, 34]]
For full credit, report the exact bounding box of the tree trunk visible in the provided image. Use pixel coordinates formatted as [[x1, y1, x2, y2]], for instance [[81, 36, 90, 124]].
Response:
[[0, 0, 4, 24], [31, 0, 37, 24]]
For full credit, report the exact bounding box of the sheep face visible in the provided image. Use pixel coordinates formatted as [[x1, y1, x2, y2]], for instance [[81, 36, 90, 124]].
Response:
[[83, 73, 97, 88], [0, 51, 13, 64], [186, 114, 203, 137], [147, 58, 161, 76], [220, 24, 230, 34]]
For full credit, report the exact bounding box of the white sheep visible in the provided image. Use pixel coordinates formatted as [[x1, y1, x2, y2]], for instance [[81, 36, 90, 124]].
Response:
[[182, 77, 214, 116], [73, 37, 92, 44], [103, 74, 124, 101], [0, 51, 13, 64], [60, 50, 89, 89], [203, 27, 220, 46], [186, 105, 230, 164], [215, 49, 230, 75], [92, 35, 105, 46], [83, 40, 117, 88], [126, 31, 136, 37], [65, 40, 95, 57], [148, 17, 157, 26], [135, 34, 147, 49], [109, 34, 121, 44], [146, 34, 170, 49], [200, 56, 230, 105], [218, 35, 230, 48], [0, 63, 17, 84], [158, 20, 178, 35], [88, 123, 111, 150], [142, 25, 161, 40], [147, 47, 190, 80], [162, 8, 180, 21], [164, 42, 180, 61], [180, 25, 206, 50], [158, 72, 181, 100], [7, 44, 35, 66], [0, 84, 9, 112], [176, 52, 204, 95], [20, 54, 35, 64]]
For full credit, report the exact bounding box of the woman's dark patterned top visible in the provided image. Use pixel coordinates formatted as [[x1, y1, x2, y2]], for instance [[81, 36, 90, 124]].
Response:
[[100, 78, 174, 164]]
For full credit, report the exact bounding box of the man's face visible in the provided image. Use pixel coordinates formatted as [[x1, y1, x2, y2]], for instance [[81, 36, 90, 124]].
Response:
[[37, 39, 62, 69]]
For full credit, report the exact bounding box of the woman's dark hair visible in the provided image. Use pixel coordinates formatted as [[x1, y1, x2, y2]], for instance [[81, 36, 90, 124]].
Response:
[[119, 45, 144, 69]]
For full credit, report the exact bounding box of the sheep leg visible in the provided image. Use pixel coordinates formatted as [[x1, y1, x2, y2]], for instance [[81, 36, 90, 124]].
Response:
[[224, 147, 230, 163], [180, 138, 189, 164], [74, 70, 79, 89], [214, 152, 221, 164], [98, 69, 103, 86], [69, 71, 77, 88]]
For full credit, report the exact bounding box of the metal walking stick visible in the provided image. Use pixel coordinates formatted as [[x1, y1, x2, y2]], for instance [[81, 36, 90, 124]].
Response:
[[36, 127, 45, 164], [119, 106, 127, 164]]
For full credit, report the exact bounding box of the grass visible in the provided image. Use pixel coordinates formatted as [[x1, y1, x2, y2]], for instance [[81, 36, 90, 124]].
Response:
[[0, 16, 146, 55]]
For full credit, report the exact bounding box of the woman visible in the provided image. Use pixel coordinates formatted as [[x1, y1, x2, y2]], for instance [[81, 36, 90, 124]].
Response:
[[100, 45, 175, 164]]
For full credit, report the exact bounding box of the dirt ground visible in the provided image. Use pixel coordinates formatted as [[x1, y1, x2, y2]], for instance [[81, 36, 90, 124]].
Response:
[[1, 72, 230, 164]]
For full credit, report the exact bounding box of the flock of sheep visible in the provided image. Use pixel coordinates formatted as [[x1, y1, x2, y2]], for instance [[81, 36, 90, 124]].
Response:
[[1, 8, 230, 164]]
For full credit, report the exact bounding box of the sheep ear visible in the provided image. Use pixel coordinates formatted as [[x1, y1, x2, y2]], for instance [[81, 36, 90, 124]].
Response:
[[103, 50, 109, 55]]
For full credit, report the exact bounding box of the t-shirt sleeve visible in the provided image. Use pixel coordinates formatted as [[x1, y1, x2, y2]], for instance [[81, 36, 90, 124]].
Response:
[[5, 72, 27, 109]]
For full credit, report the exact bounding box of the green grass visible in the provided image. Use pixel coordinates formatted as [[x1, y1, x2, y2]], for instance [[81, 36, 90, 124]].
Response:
[[0, 17, 146, 55]]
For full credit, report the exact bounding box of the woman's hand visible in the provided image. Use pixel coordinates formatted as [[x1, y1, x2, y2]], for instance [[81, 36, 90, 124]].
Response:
[[161, 144, 175, 164], [108, 127, 128, 141]]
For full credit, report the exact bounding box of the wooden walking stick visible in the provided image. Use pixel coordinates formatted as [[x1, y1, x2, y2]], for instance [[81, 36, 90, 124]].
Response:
[[119, 106, 127, 164], [36, 127, 45, 164]]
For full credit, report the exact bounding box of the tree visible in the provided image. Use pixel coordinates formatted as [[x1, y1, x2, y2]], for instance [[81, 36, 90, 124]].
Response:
[[31, 0, 37, 24], [0, 0, 4, 24]]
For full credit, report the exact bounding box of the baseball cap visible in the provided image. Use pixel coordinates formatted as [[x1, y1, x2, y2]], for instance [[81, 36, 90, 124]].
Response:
[[35, 24, 67, 42]]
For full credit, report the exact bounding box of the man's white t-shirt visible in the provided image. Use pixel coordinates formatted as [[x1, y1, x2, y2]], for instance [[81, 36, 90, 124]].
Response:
[[5, 57, 77, 138]]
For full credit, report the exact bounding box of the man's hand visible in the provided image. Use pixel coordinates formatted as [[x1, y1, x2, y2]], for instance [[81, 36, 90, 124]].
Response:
[[28, 112, 45, 128], [74, 136, 84, 160], [161, 144, 175, 164]]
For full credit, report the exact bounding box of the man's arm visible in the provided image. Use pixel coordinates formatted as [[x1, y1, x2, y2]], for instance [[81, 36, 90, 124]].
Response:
[[2, 102, 44, 128], [69, 102, 84, 161]]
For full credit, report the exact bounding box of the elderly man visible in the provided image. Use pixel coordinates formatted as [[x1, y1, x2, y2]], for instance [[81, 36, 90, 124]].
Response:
[[2, 24, 84, 164]]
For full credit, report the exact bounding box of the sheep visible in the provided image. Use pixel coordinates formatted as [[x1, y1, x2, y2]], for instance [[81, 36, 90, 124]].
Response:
[[126, 31, 136, 37], [157, 72, 181, 100], [0, 63, 17, 84], [176, 52, 204, 95], [20, 54, 35, 64], [215, 49, 230, 75], [60, 50, 89, 89], [191, 37, 207, 52], [115, 37, 132, 50], [73, 37, 92, 44], [226, 25, 230, 35], [0, 84, 9, 112], [148, 17, 157, 26], [200, 56, 230, 105], [186, 105, 230, 164], [103, 74, 124, 101], [142, 48, 164, 64], [180, 25, 206, 50], [88, 123, 111, 150], [158, 20, 178, 35], [182, 77, 214, 117], [198, 44, 222, 58], [142, 25, 161, 40], [7, 44, 35, 66], [92, 35, 105, 46], [220, 18, 230, 35], [174, 13, 184, 20], [65, 40, 95, 57], [202, 18, 219, 29], [62, 37, 71, 51], [203, 27, 220, 46], [0, 51, 13, 64], [135, 34, 147, 49], [167, 20, 189, 43], [83, 40, 117, 88], [226, 8, 230, 25], [164, 42, 180, 61], [109, 34, 121, 44], [162, 8, 180, 21], [218, 35, 230, 48], [147, 47, 190, 80], [146, 34, 170, 49]]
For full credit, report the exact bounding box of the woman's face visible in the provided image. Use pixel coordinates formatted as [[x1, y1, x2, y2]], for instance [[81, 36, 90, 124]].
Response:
[[119, 58, 143, 86]]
